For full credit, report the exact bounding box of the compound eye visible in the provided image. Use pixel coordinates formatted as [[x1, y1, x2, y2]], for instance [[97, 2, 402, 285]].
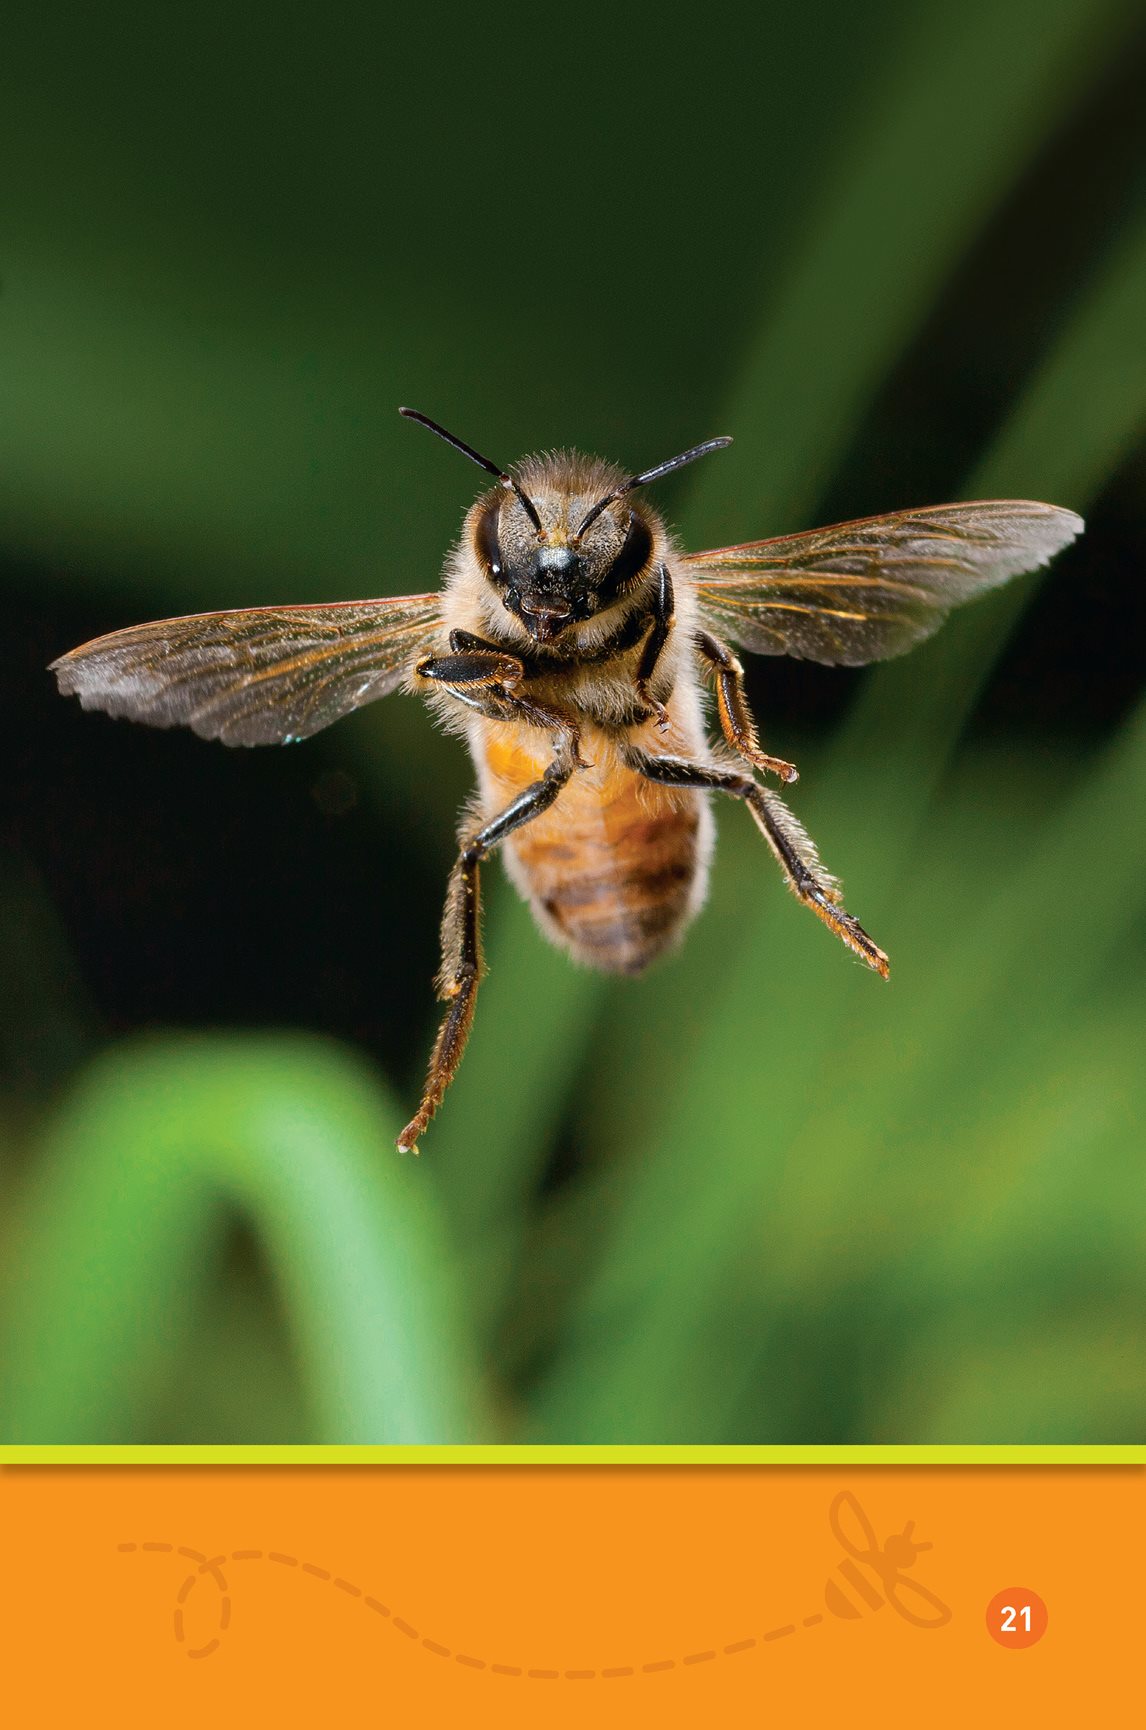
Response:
[[603, 511, 653, 593], [476, 499, 503, 580]]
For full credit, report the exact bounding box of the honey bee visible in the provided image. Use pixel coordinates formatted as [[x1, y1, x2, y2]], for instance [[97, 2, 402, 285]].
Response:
[[823, 1491, 952, 1629], [51, 408, 1082, 1151]]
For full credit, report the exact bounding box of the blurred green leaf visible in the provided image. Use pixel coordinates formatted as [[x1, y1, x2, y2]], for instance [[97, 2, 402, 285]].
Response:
[[0, 1036, 487, 1442]]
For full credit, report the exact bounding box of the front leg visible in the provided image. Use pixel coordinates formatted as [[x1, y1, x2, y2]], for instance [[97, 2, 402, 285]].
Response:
[[415, 644, 590, 766], [416, 641, 525, 697], [635, 563, 674, 730]]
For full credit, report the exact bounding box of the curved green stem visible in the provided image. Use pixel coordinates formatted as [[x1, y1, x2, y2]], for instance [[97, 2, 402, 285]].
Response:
[[0, 1035, 487, 1443]]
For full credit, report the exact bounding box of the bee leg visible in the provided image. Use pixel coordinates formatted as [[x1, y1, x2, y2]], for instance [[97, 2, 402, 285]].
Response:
[[397, 743, 581, 1153], [635, 563, 674, 730], [446, 628, 513, 655], [694, 630, 800, 784], [415, 646, 525, 692], [623, 749, 889, 978], [416, 650, 592, 768]]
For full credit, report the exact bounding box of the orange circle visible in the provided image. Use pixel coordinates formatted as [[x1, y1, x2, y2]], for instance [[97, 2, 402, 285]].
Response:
[[985, 1587, 1048, 1649]]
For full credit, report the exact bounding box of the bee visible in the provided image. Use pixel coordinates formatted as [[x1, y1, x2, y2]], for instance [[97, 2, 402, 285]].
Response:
[[823, 1490, 952, 1629], [51, 408, 1082, 1151]]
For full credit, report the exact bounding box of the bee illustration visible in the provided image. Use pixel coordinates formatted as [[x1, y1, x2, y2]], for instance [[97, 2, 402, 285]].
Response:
[[51, 408, 1082, 1151], [823, 1491, 952, 1628]]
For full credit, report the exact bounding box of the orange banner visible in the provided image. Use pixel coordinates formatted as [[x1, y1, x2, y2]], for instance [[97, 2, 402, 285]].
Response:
[[1, 1466, 1139, 1722]]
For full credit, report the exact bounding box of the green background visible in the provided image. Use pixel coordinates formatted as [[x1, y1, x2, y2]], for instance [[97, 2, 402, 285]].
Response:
[[2, 0, 1145, 1443]]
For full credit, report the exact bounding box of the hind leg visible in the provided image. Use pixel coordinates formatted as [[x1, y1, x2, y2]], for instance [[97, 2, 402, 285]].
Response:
[[623, 746, 889, 977], [398, 739, 580, 1153]]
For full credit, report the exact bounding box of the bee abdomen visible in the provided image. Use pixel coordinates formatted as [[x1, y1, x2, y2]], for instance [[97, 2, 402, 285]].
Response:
[[540, 858, 692, 974], [506, 778, 711, 975]]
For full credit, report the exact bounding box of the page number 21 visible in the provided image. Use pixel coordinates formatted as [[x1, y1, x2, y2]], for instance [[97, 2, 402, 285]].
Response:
[[986, 1587, 1048, 1648]]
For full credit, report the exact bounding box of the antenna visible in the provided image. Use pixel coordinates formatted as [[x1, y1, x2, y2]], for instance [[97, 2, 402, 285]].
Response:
[[399, 407, 543, 533], [574, 435, 733, 541]]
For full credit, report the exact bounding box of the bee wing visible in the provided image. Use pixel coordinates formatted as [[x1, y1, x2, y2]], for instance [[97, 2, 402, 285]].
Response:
[[51, 594, 443, 746], [884, 1573, 953, 1629], [684, 501, 1083, 665], [828, 1491, 879, 1558]]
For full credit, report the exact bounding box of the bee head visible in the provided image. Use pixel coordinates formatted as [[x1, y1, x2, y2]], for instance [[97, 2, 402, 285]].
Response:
[[473, 462, 655, 643], [399, 408, 731, 644]]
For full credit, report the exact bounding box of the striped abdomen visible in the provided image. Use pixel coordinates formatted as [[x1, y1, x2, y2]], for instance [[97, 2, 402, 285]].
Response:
[[477, 724, 713, 975]]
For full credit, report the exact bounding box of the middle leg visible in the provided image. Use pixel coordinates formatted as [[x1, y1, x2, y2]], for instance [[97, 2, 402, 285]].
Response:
[[695, 629, 800, 784]]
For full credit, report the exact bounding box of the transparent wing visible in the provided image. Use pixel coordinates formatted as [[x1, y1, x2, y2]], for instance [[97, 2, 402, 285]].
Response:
[[684, 500, 1083, 665], [51, 594, 443, 745]]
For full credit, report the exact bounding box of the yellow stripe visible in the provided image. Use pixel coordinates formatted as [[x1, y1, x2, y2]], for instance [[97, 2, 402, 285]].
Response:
[[3, 1445, 1143, 1463]]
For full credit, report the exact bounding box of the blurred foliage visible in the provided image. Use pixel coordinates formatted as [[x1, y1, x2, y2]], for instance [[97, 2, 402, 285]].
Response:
[[1, 0, 1145, 1443]]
